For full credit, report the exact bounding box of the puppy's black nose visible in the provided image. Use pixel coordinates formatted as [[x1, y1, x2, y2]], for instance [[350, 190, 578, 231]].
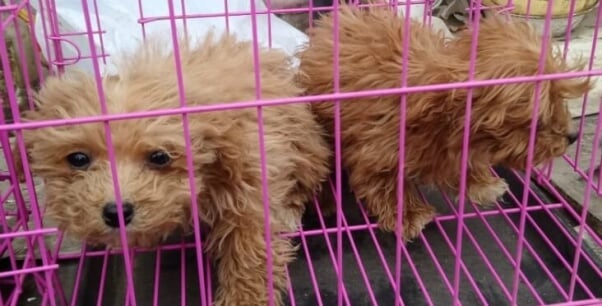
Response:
[[102, 202, 134, 228], [567, 132, 579, 145]]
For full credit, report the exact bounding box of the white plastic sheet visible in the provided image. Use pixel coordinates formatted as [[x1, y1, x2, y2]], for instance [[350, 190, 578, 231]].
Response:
[[30, 0, 445, 75], [30, 0, 309, 75]]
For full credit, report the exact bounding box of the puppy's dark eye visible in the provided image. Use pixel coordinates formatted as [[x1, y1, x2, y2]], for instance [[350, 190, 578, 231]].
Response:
[[148, 150, 171, 168], [66, 152, 91, 170]]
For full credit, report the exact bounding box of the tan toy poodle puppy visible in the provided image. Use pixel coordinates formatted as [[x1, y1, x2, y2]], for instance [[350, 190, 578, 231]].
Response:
[[297, 6, 591, 240], [14, 33, 331, 305]]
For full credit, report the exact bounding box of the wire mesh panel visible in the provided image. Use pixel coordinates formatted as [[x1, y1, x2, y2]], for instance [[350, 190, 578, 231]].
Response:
[[0, 1, 59, 305], [0, 0, 601, 306]]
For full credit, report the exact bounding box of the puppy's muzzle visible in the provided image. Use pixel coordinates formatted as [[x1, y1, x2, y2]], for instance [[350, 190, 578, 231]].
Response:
[[102, 202, 134, 228], [567, 132, 579, 145]]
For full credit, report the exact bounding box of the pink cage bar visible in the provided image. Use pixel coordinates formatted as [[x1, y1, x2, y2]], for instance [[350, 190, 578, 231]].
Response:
[[1, 0, 602, 305]]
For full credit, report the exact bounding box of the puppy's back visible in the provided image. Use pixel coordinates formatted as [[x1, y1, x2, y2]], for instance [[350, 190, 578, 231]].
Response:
[[297, 5, 448, 95]]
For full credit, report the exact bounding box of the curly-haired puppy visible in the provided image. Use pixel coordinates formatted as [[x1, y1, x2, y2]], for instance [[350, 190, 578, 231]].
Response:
[[297, 6, 591, 239], [15, 33, 331, 305]]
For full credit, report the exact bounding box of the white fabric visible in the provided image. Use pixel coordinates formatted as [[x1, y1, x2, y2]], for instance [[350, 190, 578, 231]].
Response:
[[30, 0, 309, 75], [30, 0, 448, 75]]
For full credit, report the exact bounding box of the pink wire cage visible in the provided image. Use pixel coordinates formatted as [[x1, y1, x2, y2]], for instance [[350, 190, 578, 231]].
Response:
[[0, 0, 601, 305]]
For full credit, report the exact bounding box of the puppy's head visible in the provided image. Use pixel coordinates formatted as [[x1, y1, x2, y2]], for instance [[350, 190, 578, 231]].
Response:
[[19, 33, 299, 248], [19, 70, 202, 248], [447, 14, 592, 169]]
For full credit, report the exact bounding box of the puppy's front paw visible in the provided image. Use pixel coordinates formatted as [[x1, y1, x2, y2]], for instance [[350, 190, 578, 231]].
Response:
[[377, 204, 436, 241], [467, 178, 509, 206], [401, 204, 436, 242]]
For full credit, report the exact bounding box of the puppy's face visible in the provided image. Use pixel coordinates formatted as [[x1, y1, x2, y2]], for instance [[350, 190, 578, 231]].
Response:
[[19, 71, 211, 248]]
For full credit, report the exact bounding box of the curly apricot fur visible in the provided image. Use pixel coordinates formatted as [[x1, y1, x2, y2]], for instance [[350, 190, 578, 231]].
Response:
[[17, 33, 331, 306], [297, 6, 591, 238]]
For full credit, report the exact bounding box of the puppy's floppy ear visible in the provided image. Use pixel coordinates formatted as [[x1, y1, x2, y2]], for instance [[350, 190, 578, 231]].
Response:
[[8, 69, 96, 184], [440, 76, 553, 138], [188, 114, 262, 216], [190, 117, 251, 182], [550, 60, 593, 101]]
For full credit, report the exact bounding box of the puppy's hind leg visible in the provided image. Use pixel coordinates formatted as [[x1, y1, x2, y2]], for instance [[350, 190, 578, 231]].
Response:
[[209, 211, 294, 306]]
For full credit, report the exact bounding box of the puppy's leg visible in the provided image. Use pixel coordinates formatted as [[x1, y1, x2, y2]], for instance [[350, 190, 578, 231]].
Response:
[[450, 165, 509, 206], [466, 163, 508, 205], [350, 171, 435, 240], [209, 212, 294, 306], [467, 177, 508, 206], [399, 182, 437, 241]]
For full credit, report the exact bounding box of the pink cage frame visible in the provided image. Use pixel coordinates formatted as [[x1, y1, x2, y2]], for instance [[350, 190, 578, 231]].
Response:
[[1, 0, 602, 305]]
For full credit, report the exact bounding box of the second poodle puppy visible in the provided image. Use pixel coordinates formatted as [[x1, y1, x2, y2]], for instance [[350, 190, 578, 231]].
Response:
[[297, 6, 590, 239]]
